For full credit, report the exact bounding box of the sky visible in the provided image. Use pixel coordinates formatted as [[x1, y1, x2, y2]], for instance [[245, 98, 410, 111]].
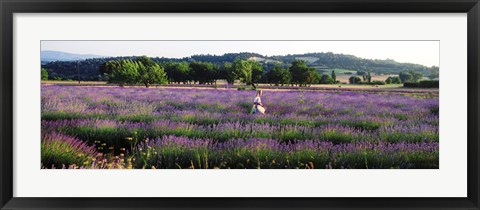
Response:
[[41, 41, 439, 67]]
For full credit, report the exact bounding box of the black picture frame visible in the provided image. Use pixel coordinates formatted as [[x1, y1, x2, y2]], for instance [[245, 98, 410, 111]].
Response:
[[1, 0, 479, 209]]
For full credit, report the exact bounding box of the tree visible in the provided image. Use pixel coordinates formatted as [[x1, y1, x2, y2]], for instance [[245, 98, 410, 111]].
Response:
[[41, 68, 49, 80], [400, 71, 423, 83], [108, 59, 139, 87], [392, 76, 402, 84], [265, 65, 291, 86], [385, 76, 402, 84], [331, 70, 336, 83], [428, 66, 439, 79], [189, 61, 216, 84], [409, 70, 423, 82], [320, 74, 334, 84], [306, 71, 320, 86], [136, 56, 168, 88], [99, 60, 124, 81], [232, 59, 263, 89], [349, 76, 362, 84], [100, 60, 122, 75], [385, 77, 392, 84], [218, 62, 235, 85], [251, 61, 264, 87], [399, 72, 414, 83], [289, 60, 307, 86], [163, 61, 190, 84], [289, 60, 319, 86], [361, 71, 371, 82]]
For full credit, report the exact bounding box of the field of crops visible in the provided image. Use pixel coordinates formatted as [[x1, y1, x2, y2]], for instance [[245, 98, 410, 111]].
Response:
[[41, 85, 439, 169]]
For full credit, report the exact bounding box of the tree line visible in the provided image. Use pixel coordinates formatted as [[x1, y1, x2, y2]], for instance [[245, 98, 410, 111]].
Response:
[[348, 70, 424, 85], [97, 56, 342, 88], [42, 55, 430, 88], [41, 52, 439, 81]]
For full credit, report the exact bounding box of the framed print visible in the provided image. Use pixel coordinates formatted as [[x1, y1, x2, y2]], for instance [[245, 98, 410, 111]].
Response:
[[1, 0, 479, 209]]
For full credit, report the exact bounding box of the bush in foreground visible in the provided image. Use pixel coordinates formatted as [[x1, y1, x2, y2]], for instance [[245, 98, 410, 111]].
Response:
[[41, 132, 97, 168]]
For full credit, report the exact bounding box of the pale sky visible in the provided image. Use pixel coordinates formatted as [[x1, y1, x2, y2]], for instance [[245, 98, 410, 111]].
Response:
[[41, 41, 439, 67]]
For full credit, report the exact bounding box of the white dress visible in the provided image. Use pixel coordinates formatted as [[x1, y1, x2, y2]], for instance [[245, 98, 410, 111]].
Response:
[[254, 96, 261, 105], [253, 96, 265, 114]]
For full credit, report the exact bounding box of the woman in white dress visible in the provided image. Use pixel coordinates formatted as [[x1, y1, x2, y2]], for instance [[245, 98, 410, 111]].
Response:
[[253, 90, 266, 114]]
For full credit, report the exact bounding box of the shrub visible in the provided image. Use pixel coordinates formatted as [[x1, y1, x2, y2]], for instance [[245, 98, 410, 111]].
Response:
[[349, 76, 362, 84], [41, 132, 97, 168], [385, 76, 402, 84], [371, 80, 386, 85], [41, 68, 49, 80], [319, 74, 335, 84], [404, 80, 439, 88], [360, 80, 386, 85]]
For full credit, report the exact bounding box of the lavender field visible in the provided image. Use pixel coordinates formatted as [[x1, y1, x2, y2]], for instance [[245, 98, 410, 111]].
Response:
[[41, 85, 439, 169]]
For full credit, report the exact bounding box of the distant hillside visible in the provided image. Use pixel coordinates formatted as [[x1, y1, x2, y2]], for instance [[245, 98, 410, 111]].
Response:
[[270, 52, 438, 76], [41, 51, 439, 81], [41, 51, 107, 63], [184, 52, 438, 76]]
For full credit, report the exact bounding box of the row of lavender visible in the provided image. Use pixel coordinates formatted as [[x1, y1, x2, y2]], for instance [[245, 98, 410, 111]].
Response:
[[41, 85, 439, 169], [42, 119, 438, 149], [42, 85, 438, 120], [42, 132, 439, 169]]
